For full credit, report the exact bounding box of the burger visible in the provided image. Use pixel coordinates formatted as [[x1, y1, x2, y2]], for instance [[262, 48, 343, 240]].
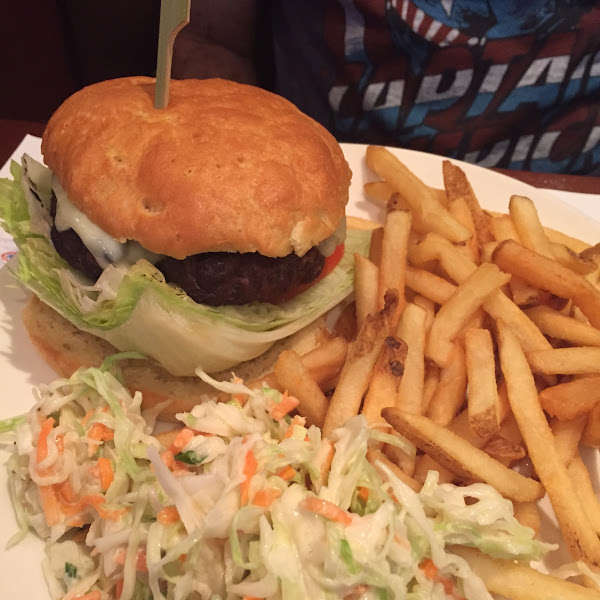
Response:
[[1, 77, 370, 387]]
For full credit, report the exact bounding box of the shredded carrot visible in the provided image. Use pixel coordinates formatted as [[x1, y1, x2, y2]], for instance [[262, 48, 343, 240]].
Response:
[[87, 422, 114, 456], [252, 487, 282, 507], [56, 479, 76, 503], [36, 417, 55, 463], [344, 585, 369, 599], [300, 496, 353, 527], [168, 427, 195, 454], [269, 392, 300, 421], [157, 506, 180, 524], [95, 504, 129, 522], [82, 406, 109, 426], [277, 465, 297, 481], [55, 433, 65, 454], [232, 376, 250, 406], [66, 517, 85, 528], [115, 548, 148, 572], [283, 415, 305, 439], [39, 485, 61, 526], [97, 457, 114, 491], [160, 450, 191, 473], [357, 486, 370, 503], [115, 579, 124, 600], [240, 449, 258, 505], [419, 558, 466, 600]]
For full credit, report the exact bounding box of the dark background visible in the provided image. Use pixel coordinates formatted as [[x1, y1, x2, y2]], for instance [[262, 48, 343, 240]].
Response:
[[1, 0, 162, 123]]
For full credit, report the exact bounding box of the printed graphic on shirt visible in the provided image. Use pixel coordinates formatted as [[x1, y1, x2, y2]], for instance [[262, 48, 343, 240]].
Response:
[[327, 0, 600, 174]]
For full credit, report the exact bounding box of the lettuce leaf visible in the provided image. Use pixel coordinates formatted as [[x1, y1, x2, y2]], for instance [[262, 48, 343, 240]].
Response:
[[0, 162, 371, 375]]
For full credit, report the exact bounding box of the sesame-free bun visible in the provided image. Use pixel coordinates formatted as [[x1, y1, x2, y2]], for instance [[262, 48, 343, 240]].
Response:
[[41, 77, 351, 259], [22, 294, 330, 421]]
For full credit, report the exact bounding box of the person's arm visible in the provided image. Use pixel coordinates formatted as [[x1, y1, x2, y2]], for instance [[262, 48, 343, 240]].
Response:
[[172, 0, 259, 84]]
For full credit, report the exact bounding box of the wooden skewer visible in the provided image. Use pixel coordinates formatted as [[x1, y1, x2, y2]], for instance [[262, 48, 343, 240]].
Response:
[[154, 0, 191, 109]]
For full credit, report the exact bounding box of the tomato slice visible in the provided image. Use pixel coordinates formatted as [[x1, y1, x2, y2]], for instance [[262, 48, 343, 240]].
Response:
[[279, 243, 345, 303]]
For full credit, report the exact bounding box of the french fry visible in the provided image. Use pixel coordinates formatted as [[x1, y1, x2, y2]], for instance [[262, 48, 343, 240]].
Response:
[[366, 145, 472, 243], [413, 453, 456, 485], [404, 265, 456, 304], [426, 344, 467, 427], [273, 349, 330, 429], [443, 159, 494, 247], [453, 547, 600, 600], [513, 502, 541, 537], [234, 336, 349, 404], [497, 320, 600, 565], [382, 436, 418, 477], [490, 213, 541, 307], [366, 448, 421, 492], [509, 194, 555, 258], [368, 226, 384, 265], [481, 435, 526, 467], [354, 254, 380, 331], [540, 377, 600, 420], [426, 263, 511, 367], [413, 406, 502, 485], [412, 294, 436, 335], [526, 347, 600, 375], [381, 407, 544, 502], [525, 305, 600, 347], [361, 336, 407, 428], [322, 305, 390, 438], [552, 241, 597, 275], [491, 213, 520, 242], [378, 207, 411, 322], [396, 302, 427, 415], [409, 233, 553, 352], [363, 180, 395, 206], [448, 195, 480, 262], [567, 454, 600, 535], [296, 337, 349, 392], [583, 401, 600, 447], [551, 415, 587, 466], [421, 362, 440, 416], [331, 301, 357, 341], [493, 239, 600, 328], [465, 328, 500, 439]]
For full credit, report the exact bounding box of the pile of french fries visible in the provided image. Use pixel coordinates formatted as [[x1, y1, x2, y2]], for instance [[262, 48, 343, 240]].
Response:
[[234, 146, 600, 598]]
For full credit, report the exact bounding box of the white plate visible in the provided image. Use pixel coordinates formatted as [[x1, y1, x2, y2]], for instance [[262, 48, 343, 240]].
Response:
[[1, 141, 599, 597]]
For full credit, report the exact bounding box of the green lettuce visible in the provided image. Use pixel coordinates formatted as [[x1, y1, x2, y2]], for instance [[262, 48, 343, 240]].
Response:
[[0, 161, 371, 375]]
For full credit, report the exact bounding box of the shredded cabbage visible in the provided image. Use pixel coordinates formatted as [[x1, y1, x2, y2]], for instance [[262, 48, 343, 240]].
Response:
[[1, 360, 557, 600]]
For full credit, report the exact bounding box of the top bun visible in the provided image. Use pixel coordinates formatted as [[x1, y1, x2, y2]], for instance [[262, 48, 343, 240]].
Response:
[[41, 77, 351, 259]]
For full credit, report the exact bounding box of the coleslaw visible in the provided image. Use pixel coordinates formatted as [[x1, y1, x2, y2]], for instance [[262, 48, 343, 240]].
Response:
[[1, 356, 555, 600]]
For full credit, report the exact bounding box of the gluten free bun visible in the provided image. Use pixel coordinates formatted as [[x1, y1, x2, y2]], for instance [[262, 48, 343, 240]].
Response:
[[23, 295, 329, 421], [41, 77, 351, 259]]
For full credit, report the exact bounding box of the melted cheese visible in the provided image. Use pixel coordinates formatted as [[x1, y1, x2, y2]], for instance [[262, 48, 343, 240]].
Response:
[[52, 175, 162, 269]]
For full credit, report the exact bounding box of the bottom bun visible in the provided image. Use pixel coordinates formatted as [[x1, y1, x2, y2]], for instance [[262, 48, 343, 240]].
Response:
[[23, 294, 329, 422]]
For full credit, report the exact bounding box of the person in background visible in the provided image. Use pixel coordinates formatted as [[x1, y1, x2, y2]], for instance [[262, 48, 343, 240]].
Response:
[[173, 0, 600, 175]]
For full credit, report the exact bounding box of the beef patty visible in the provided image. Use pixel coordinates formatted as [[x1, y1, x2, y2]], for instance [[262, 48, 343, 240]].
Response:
[[50, 195, 325, 306]]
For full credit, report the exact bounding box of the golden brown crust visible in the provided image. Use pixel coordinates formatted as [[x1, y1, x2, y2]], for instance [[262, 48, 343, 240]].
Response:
[[42, 77, 351, 258]]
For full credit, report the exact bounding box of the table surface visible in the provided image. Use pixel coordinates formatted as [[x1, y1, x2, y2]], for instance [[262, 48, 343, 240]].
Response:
[[1, 118, 599, 194]]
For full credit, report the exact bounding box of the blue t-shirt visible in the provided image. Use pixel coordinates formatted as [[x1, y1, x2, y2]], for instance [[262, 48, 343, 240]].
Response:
[[271, 0, 600, 174]]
